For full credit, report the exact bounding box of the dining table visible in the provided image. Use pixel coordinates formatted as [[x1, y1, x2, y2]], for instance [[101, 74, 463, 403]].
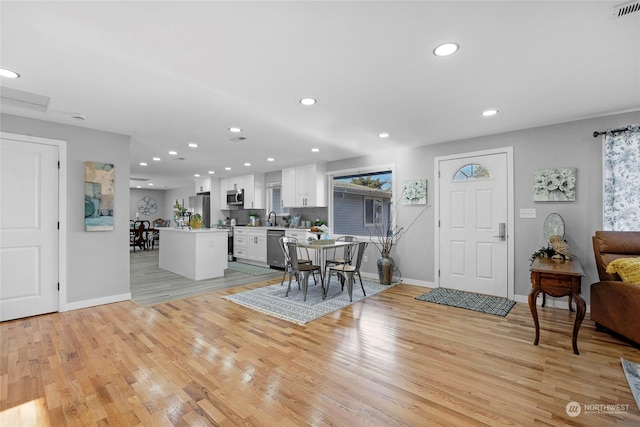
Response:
[[296, 239, 358, 283]]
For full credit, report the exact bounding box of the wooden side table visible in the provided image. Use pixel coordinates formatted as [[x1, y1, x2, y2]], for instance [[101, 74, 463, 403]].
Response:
[[528, 257, 586, 355]]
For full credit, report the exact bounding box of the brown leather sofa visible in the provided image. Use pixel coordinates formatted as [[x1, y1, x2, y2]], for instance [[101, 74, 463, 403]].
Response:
[[590, 231, 640, 345]]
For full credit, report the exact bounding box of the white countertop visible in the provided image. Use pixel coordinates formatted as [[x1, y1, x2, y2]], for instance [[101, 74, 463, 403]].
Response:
[[158, 227, 229, 233], [232, 225, 314, 231]]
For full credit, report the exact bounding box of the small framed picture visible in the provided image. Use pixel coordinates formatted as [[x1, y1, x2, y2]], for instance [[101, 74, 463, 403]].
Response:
[[290, 214, 301, 228]]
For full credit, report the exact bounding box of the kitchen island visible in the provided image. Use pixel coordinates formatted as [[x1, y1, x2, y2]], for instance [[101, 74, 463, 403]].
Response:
[[158, 228, 228, 280]]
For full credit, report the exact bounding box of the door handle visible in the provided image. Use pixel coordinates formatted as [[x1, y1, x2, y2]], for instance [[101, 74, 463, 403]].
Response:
[[493, 222, 506, 241]]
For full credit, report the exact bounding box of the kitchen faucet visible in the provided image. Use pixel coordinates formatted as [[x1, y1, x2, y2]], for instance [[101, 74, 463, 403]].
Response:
[[268, 211, 277, 226]]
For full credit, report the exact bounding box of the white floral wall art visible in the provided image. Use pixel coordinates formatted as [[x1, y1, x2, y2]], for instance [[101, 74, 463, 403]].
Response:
[[533, 168, 576, 202], [402, 179, 428, 205]]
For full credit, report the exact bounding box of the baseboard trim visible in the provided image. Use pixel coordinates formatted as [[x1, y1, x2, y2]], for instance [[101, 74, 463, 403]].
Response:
[[63, 293, 131, 312], [360, 272, 434, 288]]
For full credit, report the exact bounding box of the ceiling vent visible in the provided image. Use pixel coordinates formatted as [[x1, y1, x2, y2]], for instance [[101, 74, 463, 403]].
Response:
[[611, 1, 640, 18], [1, 87, 50, 112], [231, 136, 247, 142], [130, 177, 149, 182]]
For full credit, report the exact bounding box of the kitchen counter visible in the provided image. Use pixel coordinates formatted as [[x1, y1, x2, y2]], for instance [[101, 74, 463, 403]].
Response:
[[158, 228, 228, 280]]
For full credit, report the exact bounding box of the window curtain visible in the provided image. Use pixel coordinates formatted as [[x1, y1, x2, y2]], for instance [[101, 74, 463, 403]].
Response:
[[603, 125, 640, 231]]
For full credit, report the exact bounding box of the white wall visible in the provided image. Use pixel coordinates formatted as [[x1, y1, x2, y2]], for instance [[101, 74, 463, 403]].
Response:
[[130, 188, 166, 221], [328, 110, 640, 302], [2, 113, 131, 306]]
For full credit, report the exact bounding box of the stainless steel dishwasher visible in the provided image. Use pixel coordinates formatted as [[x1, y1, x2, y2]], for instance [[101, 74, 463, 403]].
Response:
[[267, 229, 286, 268]]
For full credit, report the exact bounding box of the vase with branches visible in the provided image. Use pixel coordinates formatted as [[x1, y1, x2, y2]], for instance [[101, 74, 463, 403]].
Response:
[[370, 201, 430, 284]]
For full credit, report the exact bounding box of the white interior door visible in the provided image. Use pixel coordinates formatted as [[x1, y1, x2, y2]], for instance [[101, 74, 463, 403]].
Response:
[[438, 152, 509, 297], [1, 138, 59, 321]]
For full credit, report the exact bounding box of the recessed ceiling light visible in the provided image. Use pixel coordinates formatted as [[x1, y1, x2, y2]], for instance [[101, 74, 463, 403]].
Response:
[[194, 174, 200, 177], [229, 127, 242, 133], [152, 157, 161, 161], [139, 162, 147, 166], [225, 167, 231, 171], [208, 170, 215, 174], [72, 113, 87, 121], [0, 68, 20, 78], [244, 162, 251, 167], [433, 42, 460, 57], [300, 98, 317, 106], [378, 133, 390, 138], [481, 109, 499, 117], [136, 185, 141, 188], [187, 143, 198, 148], [148, 183, 154, 186], [311, 148, 320, 152], [168, 150, 178, 155], [267, 157, 275, 162]]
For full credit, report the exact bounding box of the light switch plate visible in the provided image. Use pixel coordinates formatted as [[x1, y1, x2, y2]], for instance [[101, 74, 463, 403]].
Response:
[[520, 208, 536, 219]]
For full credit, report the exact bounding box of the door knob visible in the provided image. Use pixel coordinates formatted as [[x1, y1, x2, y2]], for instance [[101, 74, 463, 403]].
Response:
[[493, 222, 506, 241]]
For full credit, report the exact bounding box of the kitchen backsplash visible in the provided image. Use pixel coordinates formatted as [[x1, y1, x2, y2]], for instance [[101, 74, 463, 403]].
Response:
[[225, 207, 328, 227]]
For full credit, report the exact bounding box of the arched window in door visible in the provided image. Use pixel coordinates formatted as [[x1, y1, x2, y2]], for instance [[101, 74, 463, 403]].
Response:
[[453, 163, 491, 181]]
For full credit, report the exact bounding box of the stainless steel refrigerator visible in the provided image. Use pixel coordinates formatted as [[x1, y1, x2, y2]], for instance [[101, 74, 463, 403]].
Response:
[[188, 195, 211, 229]]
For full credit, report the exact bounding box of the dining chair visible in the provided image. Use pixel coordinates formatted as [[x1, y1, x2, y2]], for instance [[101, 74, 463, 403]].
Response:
[[279, 236, 312, 287], [130, 221, 146, 252], [285, 242, 321, 301], [325, 241, 368, 302], [324, 236, 357, 278]]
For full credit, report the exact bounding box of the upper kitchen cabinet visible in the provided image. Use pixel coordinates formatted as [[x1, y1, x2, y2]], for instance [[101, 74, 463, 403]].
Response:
[[195, 176, 211, 194], [218, 174, 265, 209], [281, 162, 327, 207], [242, 174, 265, 209]]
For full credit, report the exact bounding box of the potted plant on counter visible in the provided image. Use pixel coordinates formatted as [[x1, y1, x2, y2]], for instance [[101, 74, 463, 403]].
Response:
[[190, 213, 203, 229], [282, 215, 292, 228]]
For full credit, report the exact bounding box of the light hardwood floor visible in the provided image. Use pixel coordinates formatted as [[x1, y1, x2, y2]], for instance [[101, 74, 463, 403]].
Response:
[[2, 251, 639, 426]]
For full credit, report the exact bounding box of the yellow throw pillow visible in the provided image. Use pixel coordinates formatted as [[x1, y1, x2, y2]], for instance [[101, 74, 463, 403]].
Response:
[[606, 257, 640, 284]]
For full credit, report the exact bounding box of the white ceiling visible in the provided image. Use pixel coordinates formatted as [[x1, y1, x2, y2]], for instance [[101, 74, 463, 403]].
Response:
[[2, 1, 639, 189]]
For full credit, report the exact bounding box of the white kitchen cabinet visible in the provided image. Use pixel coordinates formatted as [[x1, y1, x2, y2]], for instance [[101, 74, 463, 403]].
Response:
[[233, 227, 267, 265], [219, 178, 228, 208], [243, 174, 265, 209], [281, 166, 297, 208], [281, 162, 327, 207], [219, 174, 265, 210], [285, 229, 313, 241], [194, 176, 211, 194]]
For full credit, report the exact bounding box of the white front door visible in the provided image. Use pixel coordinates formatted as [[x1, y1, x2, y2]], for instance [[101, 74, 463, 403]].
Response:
[[1, 138, 59, 321], [437, 151, 510, 297]]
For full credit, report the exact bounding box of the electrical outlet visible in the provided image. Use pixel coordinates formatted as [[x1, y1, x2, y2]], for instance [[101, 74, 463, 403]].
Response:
[[363, 255, 368, 263], [520, 208, 536, 219]]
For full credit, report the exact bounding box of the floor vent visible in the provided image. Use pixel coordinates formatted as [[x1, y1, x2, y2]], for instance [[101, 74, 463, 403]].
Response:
[[611, 1, 640, 18]]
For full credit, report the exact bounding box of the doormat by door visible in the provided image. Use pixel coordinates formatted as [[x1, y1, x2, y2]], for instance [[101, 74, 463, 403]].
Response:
[[416, 287, 516, 317], [621, 357, 640, 410]]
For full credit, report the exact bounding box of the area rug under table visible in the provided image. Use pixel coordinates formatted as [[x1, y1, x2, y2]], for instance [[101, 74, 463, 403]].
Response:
[[223, 279, 394, 325], [416, 287, 516, 317]]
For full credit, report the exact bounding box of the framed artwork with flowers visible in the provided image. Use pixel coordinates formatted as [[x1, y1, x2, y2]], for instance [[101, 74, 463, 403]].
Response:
[[402, 179, 428, 205], [533, 167, 576, 202]]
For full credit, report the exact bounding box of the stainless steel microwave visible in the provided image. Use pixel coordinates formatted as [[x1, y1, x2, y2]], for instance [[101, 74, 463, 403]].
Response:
[[226, 189, 244, 206]]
